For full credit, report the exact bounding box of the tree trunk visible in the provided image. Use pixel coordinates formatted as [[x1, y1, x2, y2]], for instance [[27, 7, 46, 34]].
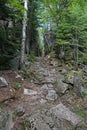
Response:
[[20, 0, 28, 68]]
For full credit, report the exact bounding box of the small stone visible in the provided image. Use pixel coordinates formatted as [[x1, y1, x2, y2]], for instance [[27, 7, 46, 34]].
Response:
[[15, 74, 24, 81], [61, 68, 67, 74], [67, 76, 74, 84], [15, 106, 25, 116], [40, 99, 47, 104], [24, 88, 37, 95], [46, 90, 58, 101], [48, 84, 54, 88], [41, 84, 49, 91], [0, 77, 8, 88]]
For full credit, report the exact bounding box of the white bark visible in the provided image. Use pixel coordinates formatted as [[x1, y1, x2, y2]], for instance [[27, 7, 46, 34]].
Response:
[[21, 0, 28, 67]]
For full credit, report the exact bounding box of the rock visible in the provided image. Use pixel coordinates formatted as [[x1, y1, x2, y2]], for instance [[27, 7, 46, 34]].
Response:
[[15, 74, 24, 82], [40, 99, 47, 104], [50, 60, 59, 67], [67, 76, 74, 84], [83, 65, 87, 73], [48, 84, 54, 88], [56, 80, 68, 94], [73, 73, 84, 96], [24, 103, 84, 130], [54, 74, 69, 94], [44, 77, 54, 84], [50, 103, 83, 126], [50, 69, 56, 74], [64, 71, 75, 85], [0, 108, 8, 130], [14, 106, 25, 117], [46, 90, 58, 101], [24, 88, 37, 95], [24, 61, 30, 67], [41, 84, 49, 95], [0, 88, 15, 103], [76, 86, 87, 96], [24, 110, 54, 130], [0, 77, 8, 88], [61, 68, 67, 74], [10, 56, 20, 70], [0, 109, 13, 130], [73, 73, 83, 87], [41, 84, 49, 91]]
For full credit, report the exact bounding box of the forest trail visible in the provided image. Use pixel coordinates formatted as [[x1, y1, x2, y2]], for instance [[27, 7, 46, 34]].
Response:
[[1, 57, 62, 113], [0, 57, 87, 130]]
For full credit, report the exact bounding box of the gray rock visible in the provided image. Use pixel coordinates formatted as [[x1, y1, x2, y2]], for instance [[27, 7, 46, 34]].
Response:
[[24, 110, 53, 130], [67, 76, 74, 84], [50, 60, 59, 67], [40, 99, 47, 104], [45, 77, 55, 84], [10, 56, 20, 70], [0, 108, 8, 130], [76, 86, 87, 96], [24, 88, 37, 95], [24, 103, 84, 130], [15, 106, 25, 116], [48, 84, 54, 89], [73, 73, 85, 96], [25, 61, 30, 67], [50, 103, 83, 126], [46, 90, 58, 101], [0, 108, 13, 130], [73, 73, 83, 88], [61, 68, 67, 74], [56, 80, 68, 94], [41, 84, 49, 91], [15, 74, 24, 81], [0, 77, 8, 88]]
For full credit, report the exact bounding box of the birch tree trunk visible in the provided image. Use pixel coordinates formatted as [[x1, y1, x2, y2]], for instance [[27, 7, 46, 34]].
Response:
[[20, 0, 28, 68]]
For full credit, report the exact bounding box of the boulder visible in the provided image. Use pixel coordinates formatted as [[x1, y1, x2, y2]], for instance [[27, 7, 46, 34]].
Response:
[[0, 109, 13, 130], [0, 88, 15, 103], [0, 77, 8, 88], [73, 73, 85, 96], [79, 86, 87, 95], [0, 108, 8, 130], [50, 103, 83, 126], [24, 103, 84, 130], [56, 80, 68, 94]]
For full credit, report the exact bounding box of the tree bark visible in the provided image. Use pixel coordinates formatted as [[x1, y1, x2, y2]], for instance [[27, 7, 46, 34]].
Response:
[[20, 0, 28, 68]]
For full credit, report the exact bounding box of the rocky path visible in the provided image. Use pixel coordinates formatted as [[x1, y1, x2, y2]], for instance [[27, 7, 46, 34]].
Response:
[[0, 57, 87, 130]]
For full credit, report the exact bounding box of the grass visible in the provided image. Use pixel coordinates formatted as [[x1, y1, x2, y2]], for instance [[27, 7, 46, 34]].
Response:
[[75, 109, 85, 118]]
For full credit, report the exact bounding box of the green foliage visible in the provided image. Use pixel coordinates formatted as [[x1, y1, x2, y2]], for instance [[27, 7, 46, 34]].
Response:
[[75, 109, 85, 118], [23, 67, 29, 77], [0, 0, 22, 69], [28, 52, 36, 62], [14, 83, 21, 90]]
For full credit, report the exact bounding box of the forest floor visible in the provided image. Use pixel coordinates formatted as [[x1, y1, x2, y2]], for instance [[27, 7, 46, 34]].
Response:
[[0, 56, 87, 130]]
